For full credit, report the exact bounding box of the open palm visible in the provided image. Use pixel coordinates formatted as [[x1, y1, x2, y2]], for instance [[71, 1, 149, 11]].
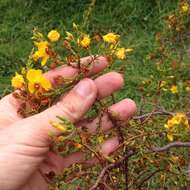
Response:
[[0, 56, 136, 190]]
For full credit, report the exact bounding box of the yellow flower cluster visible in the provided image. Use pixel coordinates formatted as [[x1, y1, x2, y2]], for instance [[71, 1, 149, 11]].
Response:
[[164, 113, 189, 141], [77, 32, 133, 60], [11, 69, 52, 94], [32, 30, 60, 66], [11, 27, 133, 105], [159, 82, 181, 94]]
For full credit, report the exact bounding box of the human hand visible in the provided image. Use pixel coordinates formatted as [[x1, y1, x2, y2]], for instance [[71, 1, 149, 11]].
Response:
[[0, 56, 136, 190]]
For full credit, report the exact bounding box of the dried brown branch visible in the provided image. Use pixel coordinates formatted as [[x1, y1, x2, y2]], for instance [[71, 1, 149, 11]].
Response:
[[133, 110, 174, 120], [136, 169, 162, 189], [82, 143, 103, 163], [151, 141, 190, 152], [133, 105, 190, 121], [89, 150, 135, 190]]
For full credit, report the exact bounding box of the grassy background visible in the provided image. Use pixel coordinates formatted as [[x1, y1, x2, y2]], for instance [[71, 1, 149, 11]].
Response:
[[0, 0, 177, 101], [2, 0, 190, 189]]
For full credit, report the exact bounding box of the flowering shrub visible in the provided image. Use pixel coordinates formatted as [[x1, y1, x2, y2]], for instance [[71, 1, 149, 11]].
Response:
[[5, 0, 190, 189], [10, 23, 136, 189], [11, 25, 132, 118]]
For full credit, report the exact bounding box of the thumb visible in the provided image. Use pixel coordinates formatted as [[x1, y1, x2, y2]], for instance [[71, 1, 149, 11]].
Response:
[[11, 78, 97, 146], [0, 78, 97, 190]]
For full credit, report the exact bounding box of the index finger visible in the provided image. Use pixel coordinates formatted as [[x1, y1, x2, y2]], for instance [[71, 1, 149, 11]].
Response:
[[45, 56, 108, 86], [0, 56, 108, 126]]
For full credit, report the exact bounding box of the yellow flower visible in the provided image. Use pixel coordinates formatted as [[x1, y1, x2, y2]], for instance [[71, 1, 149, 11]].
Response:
[[180, 2, 190, 13], [170, 85, 178, 94], [175, 113, 189, 128], [48, 30, 60, 42], [165, 113, 189, 131], [35, 41, 48, 50], [11, 72, 25, 89], [175, 113, 184, 121], [32, 51, 41, 61], [166, 118, 178, 128], [167, 133, 174, 141], [115, 48, 126, 60], [26, 69, 52, 94], [79, 34, 90, 48], [103, 33, 120, 44], [33, 41, 49, 66]]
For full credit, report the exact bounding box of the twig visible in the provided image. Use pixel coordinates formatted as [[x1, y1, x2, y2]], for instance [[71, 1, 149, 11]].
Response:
[[137, 169, 162, 189], [111, 94, 116, 104], [133, 110, 174, 120], [99, 181, 113, 190], [89, 150, 135, 190], [107, 111, 124, 143], [151, 141, 190, 152], [107, 107, 128, 189], [133, 105, 190, 121], [82, 143, 102, 163], [124, 148, 129, 190]]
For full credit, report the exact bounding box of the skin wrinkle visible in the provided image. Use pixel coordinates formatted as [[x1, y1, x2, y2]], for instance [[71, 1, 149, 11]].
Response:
[[55, 100, 81, 122], [45, 65, 78, 85], [10, 143, 49, 157], [45, 56, 108, 85]]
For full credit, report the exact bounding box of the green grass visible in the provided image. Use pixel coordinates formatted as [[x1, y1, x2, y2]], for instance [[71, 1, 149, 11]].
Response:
[[2, 0, 190, 189], [0, 0, 176, 98]]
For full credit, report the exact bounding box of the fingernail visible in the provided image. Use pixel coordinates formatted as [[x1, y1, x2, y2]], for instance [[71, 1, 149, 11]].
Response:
[[74, 79, 95, 97]]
